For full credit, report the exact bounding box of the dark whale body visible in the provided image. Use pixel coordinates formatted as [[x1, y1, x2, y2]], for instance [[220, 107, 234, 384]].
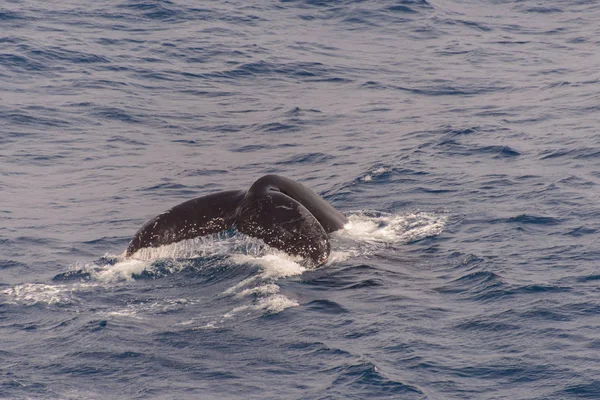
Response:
[[126, 175, 347, 265]]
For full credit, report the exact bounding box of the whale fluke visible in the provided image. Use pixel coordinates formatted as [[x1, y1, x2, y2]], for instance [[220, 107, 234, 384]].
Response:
[[126, 175, 347, 265]]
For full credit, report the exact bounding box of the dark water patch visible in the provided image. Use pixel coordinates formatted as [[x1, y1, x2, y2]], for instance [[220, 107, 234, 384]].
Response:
[[302, 264, 387, 290], [455, 318, 520, 333], [205, 60, 349, 83], [361, 80, 388, 90], [27, 47, 110, 65], [390, 167, 428, 177], [253, 122, 299, 133], [0, 260, 26, 269], [540, 147, 600, 160], [556, 302, 600, 317], [178, 168, 229, 177], [0, 37, 25, 45], [563, 226, 596, 237], [82, 319, 108, 332], [115, 0, 204, 22], [395, 82, 511, 96], [1, 110, 71, 128], [97, 37, 146, 46], [138, 182, 187, 192], [305, 299, 349, 314], [283, 106, 321, 116], [518, 308, 572, 322], [482, 145, 521, 158], [561, 381, 600, 398], [180, 89, 235, 97], [434, 140, 520, 159], [289, 341, 354, 359], [71, 79, 129, 89], [524, 7, 563, 14], [280, 0, 366, 8], [91, 107, 142, 124], [436, 17, 493, 32], [436, 271, 507, 301], [577, 274, 600, 283], [341, 278, 384, 290], [133, 70, 181, 82], [387, 5, 417, 14], [171, 139, 200, 146], [344, 325, 379, 339], [107, 136, 147, 146], [0, 381, 48, 398], [13, 236, 59, 247], [515, 174, 541, 182], [556, 175, 597, 188], [329, 361, 424, 396], [276, 152, 334, 165], [0, 53, 48, 72], [515, 285, 571, 295], [12, 153, 68, 165], [439, 126, 480, 137], [412, 186, 457, 194], [0, 10, 27, 21], [82, 238, 129, 253], [204, 123, 248, 133], [505, 214, 561, 226], [454, 362, 555, 384], [478, 177, 515, 190], [231, 144, 269, 153]]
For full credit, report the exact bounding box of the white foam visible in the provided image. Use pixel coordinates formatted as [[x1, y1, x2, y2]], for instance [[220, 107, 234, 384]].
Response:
[[221, 275, 261, 296], [218, 211, 447, 321], [326, 249, 359, 264], [237, 283, 281, 298], [103, 308, 143, 319], [0, 283, 91, 305], [224, 294, 299, 317], [361, 166, 389, 182], [220, 252, 306, 318], [231, 253, 306, 279], [258, 294, 299, 313], [100, 298, 191, 319], [129, 233, 270, 261], [91, 258, 150, 282], [338, 211, 448, 244]]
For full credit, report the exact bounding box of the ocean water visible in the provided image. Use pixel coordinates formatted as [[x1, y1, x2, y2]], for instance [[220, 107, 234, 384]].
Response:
[[2, 0, 600, 398]]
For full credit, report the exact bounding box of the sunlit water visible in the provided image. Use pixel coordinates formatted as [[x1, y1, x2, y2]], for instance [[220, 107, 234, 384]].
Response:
[[2, 0, 600, 398]]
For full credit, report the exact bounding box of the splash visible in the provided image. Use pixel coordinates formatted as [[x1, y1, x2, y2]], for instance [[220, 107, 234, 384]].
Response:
[[221, 251, 306, 316], [338, 211, 448, 244], [224, 295, 299, 318], [0, 283, 91, 305], [91, 258, 151, 282], [231, 253, 307, 279], [361, 166, 390, 182], [128, 232, 253, 260]]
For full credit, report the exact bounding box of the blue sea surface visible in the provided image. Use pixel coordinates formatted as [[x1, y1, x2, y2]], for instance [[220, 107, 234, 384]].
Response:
[[2, 0, 600, 398]]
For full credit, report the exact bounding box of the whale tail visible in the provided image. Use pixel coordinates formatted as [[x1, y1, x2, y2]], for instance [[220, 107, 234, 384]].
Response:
[[236, 184, 329, 265], [126, 175, 347, 265]]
